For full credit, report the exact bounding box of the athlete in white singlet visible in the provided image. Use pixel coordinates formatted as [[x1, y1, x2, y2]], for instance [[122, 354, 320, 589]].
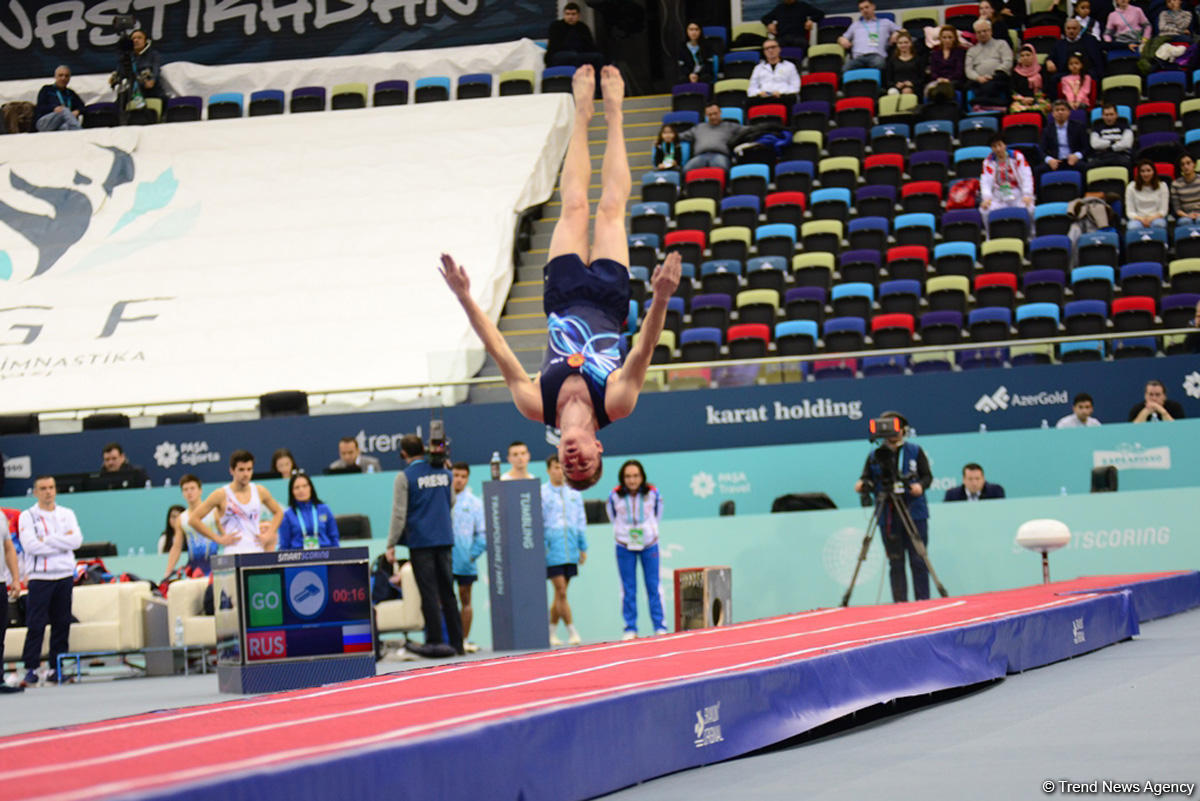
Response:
[[188, 450, 284, 554]]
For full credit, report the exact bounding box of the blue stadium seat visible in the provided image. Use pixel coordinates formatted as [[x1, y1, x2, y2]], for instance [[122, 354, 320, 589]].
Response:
[[1063, 299, 1108, 335], [1014, 302, 1061, 338], [811, 187, 853, 221], [1033, 202, 1071, 236], [932, 241, 976, 277], [822, 316, 867, 351], [894, 213, 936, 249], [862, 354, 909, 376], [830, 282, 874, 319], [967, 306, 1012, 341], [1029, 235, 1071, 271], [1060, 340, 1105, 361]]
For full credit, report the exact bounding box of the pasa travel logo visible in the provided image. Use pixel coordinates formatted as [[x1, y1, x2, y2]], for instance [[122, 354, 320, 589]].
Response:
[[1183, 371, 1200, 400], [154, 442, 179, 469], [690, 472, 715, 499]]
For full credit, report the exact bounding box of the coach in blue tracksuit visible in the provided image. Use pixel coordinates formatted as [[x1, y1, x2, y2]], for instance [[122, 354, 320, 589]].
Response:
[[387, 435, 462, 655], [854, 412, 933, 603]]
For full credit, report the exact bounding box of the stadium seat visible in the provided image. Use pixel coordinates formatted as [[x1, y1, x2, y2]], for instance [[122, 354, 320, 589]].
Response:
[[632, 202, 670, 238], [764, 192, 807, 227], [246, 89, 283, 117], [497, 71, 533, 96], [894, 213, 935, 249], [811, 188, 853, 222], [801, 219, 843, 254], [719, 195, 761, 229], [1038, 170, 1082, 203], [748, 103, 788, 125], [1033, 202, 1071, 237], [968, 307, 1012, 341], [838, 249, 883, 285], [679, 326, 723, 361], [208, 91, 244, 119], [870, 313, 915, 348], [870, 123, 910, 157], [914, 120, 954, 153], [847, 217, 889, 253], [822, 316, 867, 352], [290, 86, 326, 113], [1001, 112, 1042, 146], [879, 280, 921, 317], [987, 207, 1031, 241], [331, 82, 368, 109], [910, 150, 950, 184], [1100, 74, 1141, 110], [665, 230, 706, 266], [918, 309, 964, 344], [1076, 231, 1120, 268], [164, 96, 202, 122], [900, 181, 942, 216], [933, 242, 976, 278], [1071, 265, 1116, 306], [783, 129, 824, 164], [1112, 336, 1157, 359], [699, 259, 743, 297], [843, 68, 882, 99], [1029, 235, 1071, 271], [710, 226, 752, 263], [958, 118, 997, 148], [776, 319, 819, 355], [855, 185, 898, 219], [1163, 293, 1200, 328], [1168, 259, 1200, 294], [1060, 340, 1105, 362], [1118, 262, 1164, 302], [746, 257, 788, 292], [885, 245, 929, 282], [957, 346, 1009, 370], [790, 101, 831, 132], [862, 354, 909, 376], [1146, 71, 1185, 106], [1022, 269, 1066, 306], [911, 350, 953, 373], [690, 295, 733, 331], [927, 275, 969, 314], [877, 93, 919, 124], [1010, 343, 1054, 366], [818, 156, 860, 191], [1135, 102, 1176, 136], [1112, 296, 1156, 332], [540, 66, 575, 94], [374, 79, 409, 105], [663, 110, 701, 132], [674, 198, 717, 234], [641, 170, 681, 206], [835, 97, 875, 130], [1174, 226, 1200, 260], [830, 282, 874, 319], [714, 78, 750, 108], [1063, 299, 1108, 335], [953, 146, 990, 179], [735, 289, 780, 328], [974, 272, 1018, 309], [801, 73, 838, 106], [672, 82, 710, 114], [783, 287, 827, 324], [685, 167, 726, 202], [863, 153, 904, 188], [775, 160, 814, 194], [754, 224, 797, 260], [941, 209, 984, 246], [792, 252, 835, 289], [1085, 166, 1128, 198], [722, 50, 762, 80], [730, 164, 770, 198], [1015, 302, 1061, 338], [807, 43, 845, 74], [727, 323, 771, 359]]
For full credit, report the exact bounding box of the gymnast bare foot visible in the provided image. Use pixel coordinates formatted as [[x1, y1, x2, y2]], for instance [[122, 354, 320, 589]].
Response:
[[572, 64, 595, 120], [600, 65, 624, 117]]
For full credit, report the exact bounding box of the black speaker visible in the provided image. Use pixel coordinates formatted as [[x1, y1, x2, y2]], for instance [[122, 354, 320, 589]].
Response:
[[1090, 466, 1118, 493], [771, 492, 837, 512], [335, 514, 372, 540], [259, 390, 309, 417], [0, 414, 38, 435]]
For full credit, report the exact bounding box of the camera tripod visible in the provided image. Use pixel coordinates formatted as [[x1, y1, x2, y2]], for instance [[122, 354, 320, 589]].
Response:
[[841, 487, 948, 607]]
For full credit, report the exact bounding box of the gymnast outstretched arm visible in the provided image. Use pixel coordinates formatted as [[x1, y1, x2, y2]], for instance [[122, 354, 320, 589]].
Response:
[[607, 252, 682, 420], [440, 253, 543, 422]]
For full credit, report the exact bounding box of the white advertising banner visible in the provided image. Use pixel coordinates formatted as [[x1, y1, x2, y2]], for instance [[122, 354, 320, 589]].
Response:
[[0, 93, 572, 414]]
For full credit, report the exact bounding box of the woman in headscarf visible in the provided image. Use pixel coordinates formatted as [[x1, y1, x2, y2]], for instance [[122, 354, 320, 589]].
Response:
[[1010, 44, 1050, 114]]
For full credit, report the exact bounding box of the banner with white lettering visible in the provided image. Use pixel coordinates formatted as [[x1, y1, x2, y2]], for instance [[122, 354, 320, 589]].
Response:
[[0, 93, 572, 413], [0, 0, 555, 81]]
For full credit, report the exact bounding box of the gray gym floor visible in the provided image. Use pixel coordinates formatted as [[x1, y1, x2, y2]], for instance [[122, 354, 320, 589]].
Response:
[[3, 610, 1197, 801]]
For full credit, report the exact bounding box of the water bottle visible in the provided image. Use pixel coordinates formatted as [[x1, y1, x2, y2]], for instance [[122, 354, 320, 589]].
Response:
[[144, 479, 152, 489], [137, 545, 145, 556], [1040, 419, 1049, 429], [164, 477, 171, 487], [174, 616, 184, 648], [979, 423, 988, 433], [127, 546, 135, 557], [1060, 486, 1068, 496], [490, 451, 501, 480]]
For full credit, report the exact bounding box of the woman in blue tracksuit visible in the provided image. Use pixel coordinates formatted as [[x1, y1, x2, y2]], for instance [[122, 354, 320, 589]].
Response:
[[606, 459, 665, 639], [543, 455, 588, 646], [277, 473, 339, 550]]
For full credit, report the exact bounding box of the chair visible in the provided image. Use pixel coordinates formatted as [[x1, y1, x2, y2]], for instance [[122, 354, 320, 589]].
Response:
[[679, 326, 723, 361], [1071, 265, 1116, 306], [746, 257, 787, 292], [1023, 24, 1060, 54], [674, 197, 717, 234], [1174, 226, 1200, 260], [290, 86, 326, 113], [900, 181, 942, 217], [1063, 299, 1109, 335], [846, 217, 889, 252], [1060, 340, 1105, 362], [764, 192, 806, 227], [1014, 302, 1061, 338], [710, 226, 752, 263], [735, 289, 780, 328], [1186, 128, 1200, 161], [641, 170, 681, 206], [822, 316, 867, 352], [720, 106, 745, 124], [1100, 74, 1142, 110], [933, 242, 977, 278], [818, 156, 860, 191], [1002, 112, 1042, 146], [1112, 336, 1157, 359], [632, 202, 670, 238], [878, 93, 919, 125], [870, 123, 910, 157], [953, 146, 990, 179], [374, 79, 409, 106], [747, 103, 788, 126], [807, 43, 845, 74], [244, 89, 283, 117], [1010, 343, 1054, 366], [81, 102, 119, 128], [207, 92, 244, 119], [783, 129, 824, 164], [957, 346, 1009, 370], [719, 195, 761, 229], [1033, 202, 1072, 237], [122, 96, 161, 125], [885, 245, 929, 282], [753, 224, 797, 260], [259, 391, 309, 417], [685, 167, 726, 201], [726, 323, 771, 359], [498, 71, 533, 96], [801, 219, 843, 254], [911, 350, 953, 373], [775, 160, 815, 195], [540, 66, 576, 94], [1136, 131, 1182, 166], [811, 188, 852, 222], [699, 260, 743, 297], [909, 151, 951, 184], [914, 120, 954, 153], [1181, 98, 1200, 132], [1163, 293, 1200, 328], [790, 100, 831, 132], [1118, 262, 1164, 302], [1134, 102, 1177, 136], [331, 82, 369, 109], [1022, 269, 1066, 306], [801, 73, 839, 106], [671, 82, 709, 114], [975, 272, 1018, 309], [766, 326, 815, 382], [918, 309, 964, 345], [1168, 259, 1200, 294], [863, 153, 904, 188], [941, 210, 985, 247], [1105, 50, 1140, 76], [722, 50, 761, 80], [714, 78, 751, 108], [792, 252, 836, 290], [958, 117, 998, 148], [664, 109, 701, 133], [838, 249, 883, 285], [1076, 230, 1120, 268], [1029, 235, 1071, 271], [870, 313, 915, 348], [1124, 227, 1168, 265], [834, 97, 874, 130], [842, 68, 882, 99], [1089, 105, 1132, 127], [879, 280, 921, 317], [1038, 170, 1083, 203], [665, 230, 706, 266], [987, 207, 1031, 241], [1085, 166, 1129, 198], [968, 306, 1012, 341], [862, 354, 909, 376], [690, 291, 735, 330], [164, 96, 202, 122], [628, 234, 660, 271], [1112, 296, 1157, 332], [855, 185, 898, 219], [730, 164, 770, 198], [893, 213, 935, 249], [831, 282, 874, 320]]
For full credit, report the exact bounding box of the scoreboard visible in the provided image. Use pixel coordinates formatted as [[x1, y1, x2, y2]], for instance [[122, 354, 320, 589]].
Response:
[[214, 547, 375, 693]]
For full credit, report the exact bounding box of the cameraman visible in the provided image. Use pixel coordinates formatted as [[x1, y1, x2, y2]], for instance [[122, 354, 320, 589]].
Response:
[[853, 412, 933, 603], [109, 29, 172, 103], [386, 434, 463, 656]]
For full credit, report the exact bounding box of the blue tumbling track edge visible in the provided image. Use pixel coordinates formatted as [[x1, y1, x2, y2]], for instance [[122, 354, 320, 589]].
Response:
[[123, 573, 1199, 801], [1059, 571, 1200, 623]]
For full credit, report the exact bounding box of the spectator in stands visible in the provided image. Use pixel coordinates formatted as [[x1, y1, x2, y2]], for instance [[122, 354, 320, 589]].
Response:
[[607, 459, 665, 639], [1, 508, 22, 693], [654, 123, 682, 171], [1010, 45, 1051, 114], [271, 448, 298, 478], [981, 132, 1035, 219], [1056, 53, 1096, 110], [853, 412, 933, 603], [1074, 0, 1104, 39], [1045, 18, 1104, 91], [546, 2, 604, 70], [966, 19, 1014, 110], [1125, 160, 1169, 232], [748, 39, 801, 109], [761, 0, 824, 48], [501, 440, 535, 481], [543, 455, 588, 646], [450, 462, 486, 652], [885, 30, 925, 95], [1171, 154, 1200, 233], [925, 25, 967, 101], [277, 473, 339, 550], [979, 0, 1012, 48], [328, 436, 381, 473], [676, 21, 715, 84], [440, 67, 681, 491], [838, 0, 901, 72], [1129, 379, 1185, 422], [110, 29, 172, 102], [1156, 0, 1197, 40], [945, 463, 1007, 501], [1087, 102, 1133, 170], [157, 505, 185, 553], [1056, 392, 1102, 427], [1104, 0, 1150, 51], [386, 434, 462, 656], [19, 476, 82, 686], [189, 450, 284, 554], [99, 442, 149, 485], [164, 474, 222, 578], [678, 103, 748, 172], [1041, 100, 1088, 174], [33, 66, 83, 132]]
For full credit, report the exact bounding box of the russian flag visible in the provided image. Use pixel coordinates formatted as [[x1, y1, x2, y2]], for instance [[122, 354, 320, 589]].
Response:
[[342, 623, 373, 653]]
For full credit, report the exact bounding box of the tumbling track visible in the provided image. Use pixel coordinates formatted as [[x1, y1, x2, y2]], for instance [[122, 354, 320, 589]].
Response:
[[1, 571, 1196, 801]]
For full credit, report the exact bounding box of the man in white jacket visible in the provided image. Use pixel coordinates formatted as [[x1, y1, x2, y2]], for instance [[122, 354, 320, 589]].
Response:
[[18, 476, 82, 686]]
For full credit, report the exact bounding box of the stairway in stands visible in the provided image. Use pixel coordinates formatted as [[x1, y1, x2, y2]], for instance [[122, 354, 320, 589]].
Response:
[[468, 92, 670, 405]]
